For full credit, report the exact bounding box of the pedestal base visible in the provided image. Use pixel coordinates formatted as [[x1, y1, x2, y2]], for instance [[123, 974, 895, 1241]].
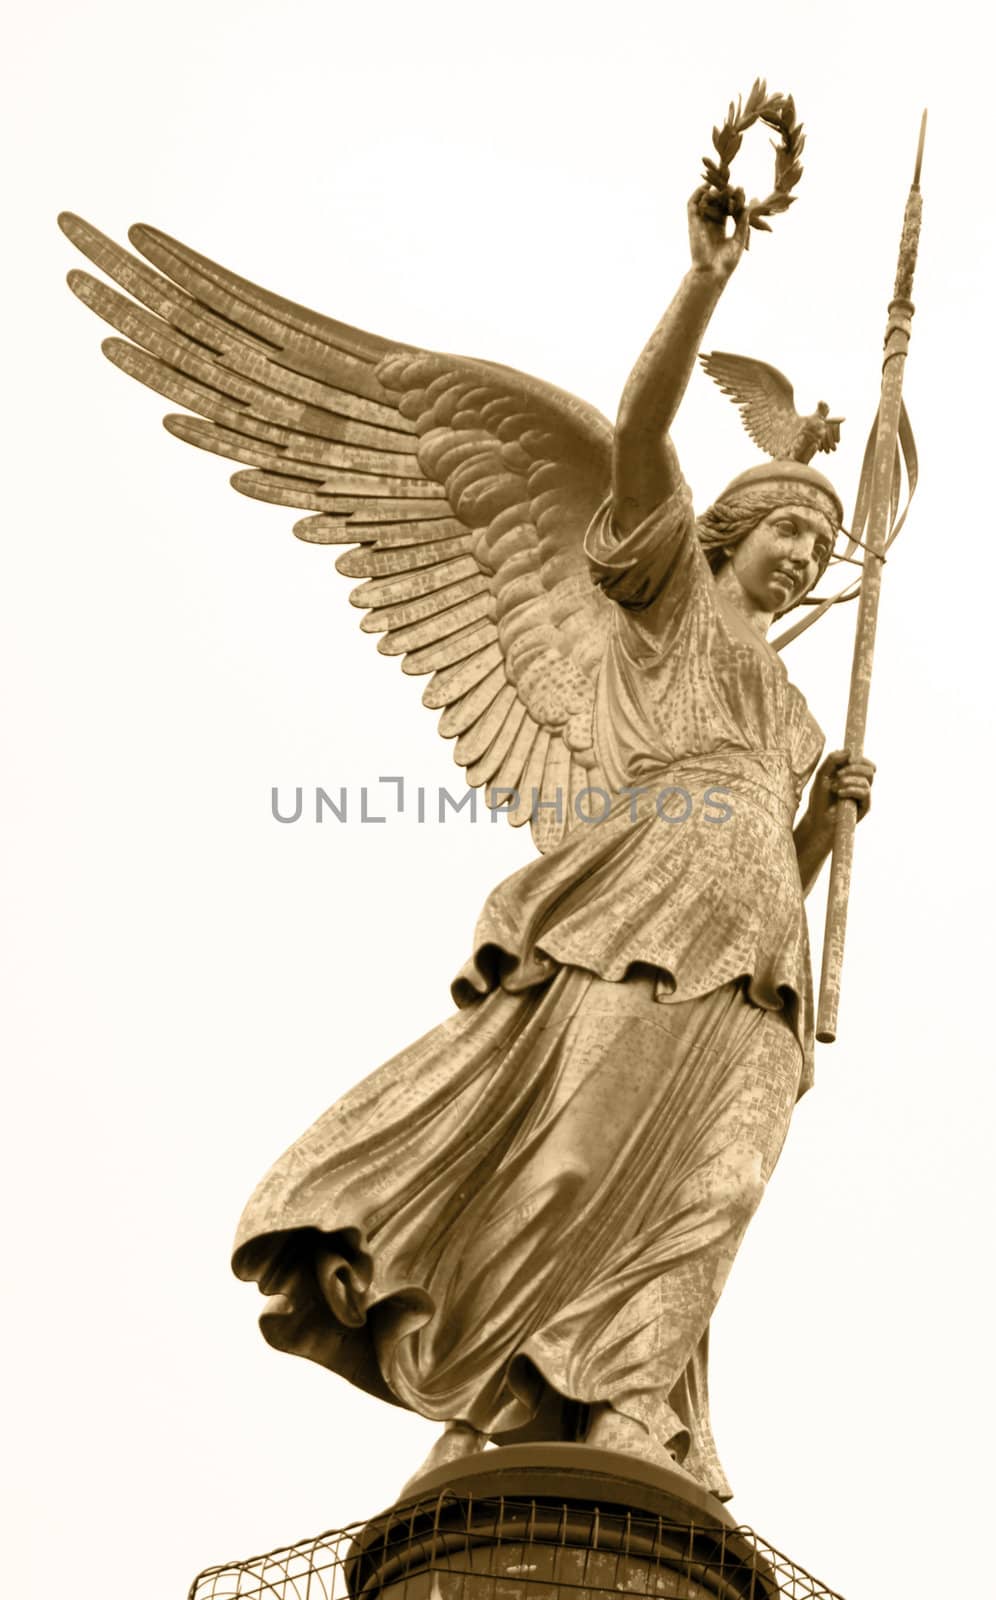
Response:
[[397, 1441, 735, 1531], [189, 1445, 844, 1600], [346, 1444, 776, 1600]]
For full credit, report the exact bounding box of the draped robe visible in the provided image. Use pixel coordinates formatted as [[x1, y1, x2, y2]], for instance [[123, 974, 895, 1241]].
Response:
[[232, 481, 825, 1499]]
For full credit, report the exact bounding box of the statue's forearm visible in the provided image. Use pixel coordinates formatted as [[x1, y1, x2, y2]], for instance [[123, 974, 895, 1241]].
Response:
[[613, 265, 728, 530], [617, 266, 728, 442]]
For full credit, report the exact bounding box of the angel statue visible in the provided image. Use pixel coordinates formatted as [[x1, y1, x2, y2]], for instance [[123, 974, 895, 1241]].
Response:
[[61, 136, 876, 1504]]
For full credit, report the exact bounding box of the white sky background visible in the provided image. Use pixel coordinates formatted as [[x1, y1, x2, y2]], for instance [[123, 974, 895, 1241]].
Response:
[[4, 3, 994, 1596]]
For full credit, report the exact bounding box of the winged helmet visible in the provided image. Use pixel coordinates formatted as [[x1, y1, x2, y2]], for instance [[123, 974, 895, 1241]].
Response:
[[699, 350, 843, 462]]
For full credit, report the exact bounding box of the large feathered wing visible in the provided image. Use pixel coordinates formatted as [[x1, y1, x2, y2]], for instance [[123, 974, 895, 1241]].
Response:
[[59, 215, 617, 853], [698, 350, 802, 459]]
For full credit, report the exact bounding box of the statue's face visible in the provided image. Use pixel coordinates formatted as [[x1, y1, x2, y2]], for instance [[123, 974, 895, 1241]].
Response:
[[727, 503, 834, 613]]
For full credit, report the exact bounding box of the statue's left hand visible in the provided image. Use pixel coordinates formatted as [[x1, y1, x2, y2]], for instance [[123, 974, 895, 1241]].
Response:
[[687, 186, 750, 282], [806, 750, 876, 837]]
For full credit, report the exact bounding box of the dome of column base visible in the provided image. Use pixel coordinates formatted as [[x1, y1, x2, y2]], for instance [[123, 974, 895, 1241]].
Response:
[[188, 1444, 845, 1600]]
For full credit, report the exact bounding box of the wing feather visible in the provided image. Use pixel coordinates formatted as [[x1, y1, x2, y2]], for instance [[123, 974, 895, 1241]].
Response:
[[349, 557, 481, 611], [454, 685, 519, 767], [400, 621, 496, 676], [99, 335, 416, 452], [437, 664, 508, 739], [164, 416, 427, 482], [293, 496, 453, 522], [376, 592, 495, 656], [231, 474, 451, 516], [73, 270, 407, 432], [335, 536, 471, 579], [532, 737, 572, 853], [127, 221, 405, 362], [297, 515, 465, 548], [359, 572, 490, 634], [420, 641, 504, 710], [484, 714, 541, 805], [566, 758, 588, 827], [69, 261, 395, 410], [512, 729, 552, 830], [465, 700, 528, 787]]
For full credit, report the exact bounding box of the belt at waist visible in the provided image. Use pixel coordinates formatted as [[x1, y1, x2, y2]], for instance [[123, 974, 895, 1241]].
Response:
[[616, 751, 796, 821]]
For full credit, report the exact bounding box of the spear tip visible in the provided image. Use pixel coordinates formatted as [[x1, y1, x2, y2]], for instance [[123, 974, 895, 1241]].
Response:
[[913, 108, 928, 188]]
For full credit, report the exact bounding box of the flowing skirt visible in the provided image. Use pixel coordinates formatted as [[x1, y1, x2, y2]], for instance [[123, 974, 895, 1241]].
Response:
[[232, 967, 802, 1499]]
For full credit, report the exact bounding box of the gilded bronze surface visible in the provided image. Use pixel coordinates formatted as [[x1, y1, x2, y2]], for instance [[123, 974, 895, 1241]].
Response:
[[61, 88, 901, 1506]]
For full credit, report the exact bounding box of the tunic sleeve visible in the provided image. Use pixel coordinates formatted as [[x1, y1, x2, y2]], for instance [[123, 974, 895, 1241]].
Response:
[[583, 479, 703, 610]]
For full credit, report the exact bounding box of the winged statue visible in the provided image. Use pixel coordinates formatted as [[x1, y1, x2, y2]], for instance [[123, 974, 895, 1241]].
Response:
[[61, 116, 882, 1507]]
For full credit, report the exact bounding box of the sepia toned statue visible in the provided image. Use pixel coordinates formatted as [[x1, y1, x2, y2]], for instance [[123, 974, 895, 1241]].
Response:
[[60, 89, 885, 1503]]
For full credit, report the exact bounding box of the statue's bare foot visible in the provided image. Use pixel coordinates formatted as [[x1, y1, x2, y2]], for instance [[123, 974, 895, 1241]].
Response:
[[585, 1406, 702, 1492], [398, 1421, 488, 1498]]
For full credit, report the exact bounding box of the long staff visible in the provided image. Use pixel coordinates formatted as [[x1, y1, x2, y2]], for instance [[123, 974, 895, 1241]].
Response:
[[816, 113, 927, 1043]]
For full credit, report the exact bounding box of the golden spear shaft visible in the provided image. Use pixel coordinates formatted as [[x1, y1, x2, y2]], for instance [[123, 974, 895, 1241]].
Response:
[[816, 112, 927, 1044]]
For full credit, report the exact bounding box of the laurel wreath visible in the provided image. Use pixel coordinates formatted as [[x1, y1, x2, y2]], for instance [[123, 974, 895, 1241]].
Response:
[[700, 79, 805, 240]]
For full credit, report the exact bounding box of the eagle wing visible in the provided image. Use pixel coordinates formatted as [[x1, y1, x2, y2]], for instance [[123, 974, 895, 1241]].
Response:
[[699, 350, 802, 459], [60, 214, 616, 854]]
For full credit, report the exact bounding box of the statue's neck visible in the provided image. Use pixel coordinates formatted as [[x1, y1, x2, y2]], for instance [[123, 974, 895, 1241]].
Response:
[[712, 564, 774, 638]]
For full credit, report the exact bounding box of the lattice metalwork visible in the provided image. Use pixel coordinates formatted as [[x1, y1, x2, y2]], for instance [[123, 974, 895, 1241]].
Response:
[[188, 1492, 844, 1600]]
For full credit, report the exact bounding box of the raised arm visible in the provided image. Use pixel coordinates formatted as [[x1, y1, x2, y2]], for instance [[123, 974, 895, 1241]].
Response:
[[613, 189, 749, 534]]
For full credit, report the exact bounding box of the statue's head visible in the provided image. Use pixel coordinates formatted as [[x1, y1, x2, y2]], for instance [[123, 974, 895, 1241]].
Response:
[[698, 461, 843, 614]]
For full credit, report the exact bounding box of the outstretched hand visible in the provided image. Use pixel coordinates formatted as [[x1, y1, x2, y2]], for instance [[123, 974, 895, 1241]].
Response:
[[688, 186, 750, 282]]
